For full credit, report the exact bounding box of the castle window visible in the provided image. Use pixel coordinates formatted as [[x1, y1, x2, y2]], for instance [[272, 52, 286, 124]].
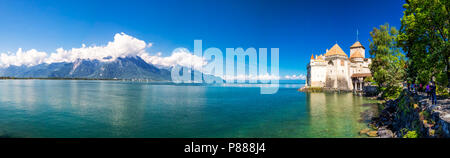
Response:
[[328, 60, 333, 66]]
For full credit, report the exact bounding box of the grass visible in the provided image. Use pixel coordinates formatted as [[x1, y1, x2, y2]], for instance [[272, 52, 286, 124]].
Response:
[[304, 87, 323, 92]]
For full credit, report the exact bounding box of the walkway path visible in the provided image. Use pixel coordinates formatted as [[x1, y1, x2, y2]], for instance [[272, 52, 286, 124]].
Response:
[[414, 91, 450, 137]]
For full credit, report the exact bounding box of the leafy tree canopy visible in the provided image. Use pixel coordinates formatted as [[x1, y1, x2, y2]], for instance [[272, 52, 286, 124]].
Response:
[[398, 0, 449, 89], [369, 23, 406, 99]]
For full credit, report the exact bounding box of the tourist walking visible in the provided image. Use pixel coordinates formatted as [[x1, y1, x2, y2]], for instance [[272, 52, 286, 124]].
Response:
[[407, 83, 411, 91], [426, 83, 431, 99], [430, 82, 437, 105]]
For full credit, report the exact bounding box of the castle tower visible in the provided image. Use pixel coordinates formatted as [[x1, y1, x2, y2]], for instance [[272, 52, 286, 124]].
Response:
[[350, 49, 364, 62], [349, 41, 365, 58], [323, 43, 351, 90]]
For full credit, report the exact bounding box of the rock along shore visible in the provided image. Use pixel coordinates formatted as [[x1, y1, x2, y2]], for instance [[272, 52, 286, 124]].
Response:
[[368, 89, 450, 138]]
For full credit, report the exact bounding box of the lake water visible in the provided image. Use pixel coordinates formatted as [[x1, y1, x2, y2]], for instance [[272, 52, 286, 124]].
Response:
[[0, 80, 377, 138]]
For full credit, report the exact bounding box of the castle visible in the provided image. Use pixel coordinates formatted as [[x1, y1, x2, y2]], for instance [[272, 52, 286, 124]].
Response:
[[306, 41, 372, 91]]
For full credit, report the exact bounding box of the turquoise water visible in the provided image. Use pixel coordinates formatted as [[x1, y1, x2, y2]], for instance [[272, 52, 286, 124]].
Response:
[[0, 80, 376, 138]]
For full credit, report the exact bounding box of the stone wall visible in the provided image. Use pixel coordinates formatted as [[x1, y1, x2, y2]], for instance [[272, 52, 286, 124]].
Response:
[[430, 106, 450, 137], [336, 77, 350, 90], [324, 76, 351, 90]]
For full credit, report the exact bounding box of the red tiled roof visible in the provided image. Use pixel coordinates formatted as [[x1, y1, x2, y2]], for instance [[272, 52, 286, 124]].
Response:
[[325, 44, 348, 57], [350, 50, 364, 58], [350, 41, 365, 49]]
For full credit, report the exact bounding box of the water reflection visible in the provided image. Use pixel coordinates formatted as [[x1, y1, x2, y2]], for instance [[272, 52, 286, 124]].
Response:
[[0, 80, 372, 138], [0, 80, 39, 111], [306, 93, 371, 137]]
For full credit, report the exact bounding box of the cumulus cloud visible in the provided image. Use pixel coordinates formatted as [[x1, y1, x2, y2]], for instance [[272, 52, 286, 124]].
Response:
[[0, 48, 48, 67], [45, 32, 148, 63], [0, 32, 207, 70], [284, 74, 306, 80], [139, 48, 206, 71]]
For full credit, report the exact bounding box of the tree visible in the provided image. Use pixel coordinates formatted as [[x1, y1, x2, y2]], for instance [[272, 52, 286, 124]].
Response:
[[397, 0, 449, 92], [369, 23, 406, 99]]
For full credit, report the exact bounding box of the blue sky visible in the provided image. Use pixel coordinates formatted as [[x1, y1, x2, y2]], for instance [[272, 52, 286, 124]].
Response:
[[0, 0, 405, 77]]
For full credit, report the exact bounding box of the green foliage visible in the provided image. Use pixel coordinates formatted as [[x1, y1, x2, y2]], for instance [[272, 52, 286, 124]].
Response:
[[377, 103, 385, 114], [398, 0, 449, 91], [379, 86, 402, 100], [400, 128, 409, 135], [304, 87, 323, 92], [403, 130, 419, 138], [420, 111, 430, 119], [369, 23, 406, 100], [364, 76, 375, 83], [397, 93, 410, 113], [437, 85, 450, 97]]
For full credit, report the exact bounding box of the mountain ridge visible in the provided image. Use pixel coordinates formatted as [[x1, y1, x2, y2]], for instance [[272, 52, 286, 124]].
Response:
[[0, 56, 172, 81]]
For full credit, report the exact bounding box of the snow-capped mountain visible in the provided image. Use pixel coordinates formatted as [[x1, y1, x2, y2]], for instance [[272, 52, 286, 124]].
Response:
[[0, 56, 172, 81]]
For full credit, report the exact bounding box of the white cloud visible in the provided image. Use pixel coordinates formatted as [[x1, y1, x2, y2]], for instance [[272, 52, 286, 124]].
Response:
[[284, 74, 306, 80], [45, 32, 148, 63], [0, 48, 48, 67], [0, 32, 149, 67], [139, 48, 206, 71], [0, 32, 208, 70]]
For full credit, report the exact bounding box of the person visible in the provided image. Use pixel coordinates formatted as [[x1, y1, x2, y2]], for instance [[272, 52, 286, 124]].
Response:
[[419, 84, 423, 93], [426, 83, 431, 99], [415, 84, 418, 94], [431, 82, 437, 105], [407, 83, 411, 92]]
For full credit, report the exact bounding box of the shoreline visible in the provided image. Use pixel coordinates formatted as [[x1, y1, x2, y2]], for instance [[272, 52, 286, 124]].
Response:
[[297, 87, 449, 138], [366, 89, 450, 138]]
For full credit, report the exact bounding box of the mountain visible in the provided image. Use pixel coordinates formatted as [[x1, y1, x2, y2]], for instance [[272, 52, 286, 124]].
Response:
[[0, 56, 171, 81]]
